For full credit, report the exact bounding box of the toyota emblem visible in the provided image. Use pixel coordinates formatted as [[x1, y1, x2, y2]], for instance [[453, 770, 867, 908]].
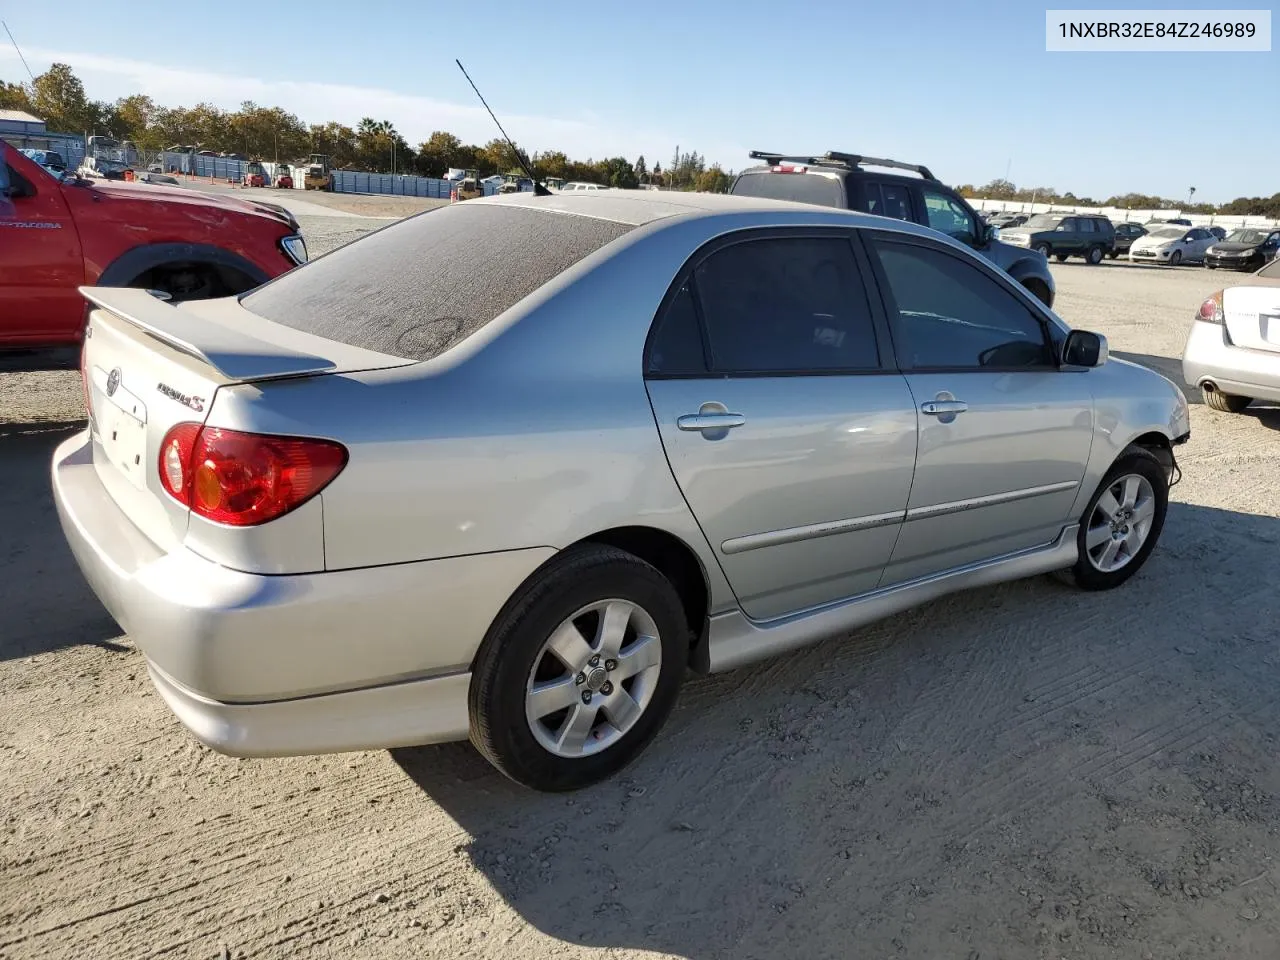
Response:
[[106, 367, 121, 397]]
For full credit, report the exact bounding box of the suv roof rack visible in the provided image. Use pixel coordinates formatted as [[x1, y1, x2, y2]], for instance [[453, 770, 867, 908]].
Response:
[[748, 150, 937, 182]]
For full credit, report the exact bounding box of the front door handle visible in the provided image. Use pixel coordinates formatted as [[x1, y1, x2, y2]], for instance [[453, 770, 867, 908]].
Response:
[[678, 413, 746, 431], [920, 400, 968, 417]]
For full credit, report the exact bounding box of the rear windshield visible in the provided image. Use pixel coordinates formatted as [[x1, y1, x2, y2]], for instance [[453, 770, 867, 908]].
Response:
[[242, 203, 634, 361], [730, 170, 844, 208]]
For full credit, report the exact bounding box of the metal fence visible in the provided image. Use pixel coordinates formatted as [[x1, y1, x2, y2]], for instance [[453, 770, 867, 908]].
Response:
[[972, 198, 1280, 230]]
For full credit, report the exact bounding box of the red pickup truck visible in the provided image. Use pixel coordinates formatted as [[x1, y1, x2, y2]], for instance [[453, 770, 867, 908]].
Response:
[[1, 140, 307, 352]]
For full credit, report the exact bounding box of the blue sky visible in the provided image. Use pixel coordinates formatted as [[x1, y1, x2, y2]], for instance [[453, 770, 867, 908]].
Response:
[[1, 0, 1275, 202]]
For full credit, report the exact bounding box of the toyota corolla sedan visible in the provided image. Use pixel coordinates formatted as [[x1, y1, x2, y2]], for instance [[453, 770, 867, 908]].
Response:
[[1183, 256, 1280, 412], [53, 191, 1190, 792]]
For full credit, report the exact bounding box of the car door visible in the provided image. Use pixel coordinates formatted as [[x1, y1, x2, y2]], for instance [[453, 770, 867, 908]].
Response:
[[861, 230, 1095, 586], [1055, 217, 1079, 254], [644, 229, 919, 621], [0, 152, 85, 346], [1190, 228, 1214, 260]]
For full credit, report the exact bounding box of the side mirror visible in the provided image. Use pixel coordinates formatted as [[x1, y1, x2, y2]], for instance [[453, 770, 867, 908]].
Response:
[[983, 223, 999, 243], [1063, 330, 1108, 368]]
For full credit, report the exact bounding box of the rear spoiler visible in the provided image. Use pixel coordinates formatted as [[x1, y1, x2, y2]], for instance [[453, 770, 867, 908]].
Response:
[[80, 287, 337, 381]]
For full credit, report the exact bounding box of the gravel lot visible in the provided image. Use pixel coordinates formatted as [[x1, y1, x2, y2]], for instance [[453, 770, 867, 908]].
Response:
[[4, 231, 1280, 960]]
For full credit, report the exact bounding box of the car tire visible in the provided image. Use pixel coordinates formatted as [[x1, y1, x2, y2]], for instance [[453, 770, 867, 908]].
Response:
[[469, 544, 689, 792], [1085, 246, 1104, 265], [1170, 250, 1183, 266], [1204, 388, 1251, 413], [1035, 243, 1052, 258], [1057, 447, 1168, 592]]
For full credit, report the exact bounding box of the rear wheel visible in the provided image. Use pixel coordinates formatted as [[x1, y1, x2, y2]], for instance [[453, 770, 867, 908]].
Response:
[[469, 545, 688, 792], [1204, 388, 1251, 413], [1085, 245, 1104, 265], [1058, 448, 1168, 591]]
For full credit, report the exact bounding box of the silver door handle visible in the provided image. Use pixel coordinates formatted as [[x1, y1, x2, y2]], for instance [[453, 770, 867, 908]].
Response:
[[921, 400, 968, 416], [677, 413, 746, 431]]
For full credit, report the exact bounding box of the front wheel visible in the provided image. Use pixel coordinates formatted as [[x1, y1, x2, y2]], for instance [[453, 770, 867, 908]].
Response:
[[1170, 250, 1183, 266], [1035, 243, 1052, 258], [469, 545, 688, 792], [1058, 448, 1168, 591]]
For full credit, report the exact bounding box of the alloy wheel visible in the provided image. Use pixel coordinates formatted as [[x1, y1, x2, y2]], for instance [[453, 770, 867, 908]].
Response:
[[1085, 474, 1156, 573], [524, 599, 663, 758]]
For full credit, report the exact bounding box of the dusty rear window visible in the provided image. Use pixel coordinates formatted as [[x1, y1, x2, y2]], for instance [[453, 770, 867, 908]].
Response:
[[241, 203, 634, 361], [730, 170, 844, 208]]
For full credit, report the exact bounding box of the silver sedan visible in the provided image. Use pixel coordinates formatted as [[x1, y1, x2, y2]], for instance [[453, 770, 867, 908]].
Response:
[[1182, 257, 1280, 411], [53, 191, 1191, 791]]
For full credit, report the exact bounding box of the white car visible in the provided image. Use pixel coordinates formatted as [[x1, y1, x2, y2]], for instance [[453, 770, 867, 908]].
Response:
[[560, 181, 608, 192], [1182, 257, 1280, 412], [1129, 225, 1216, 265]]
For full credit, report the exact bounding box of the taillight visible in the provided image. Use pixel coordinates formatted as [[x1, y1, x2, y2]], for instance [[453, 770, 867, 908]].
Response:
[[1197, 291, 1225, 325], [158, 424, 347, 527]]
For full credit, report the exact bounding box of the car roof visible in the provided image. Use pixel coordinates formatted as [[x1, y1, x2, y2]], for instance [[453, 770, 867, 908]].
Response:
[[482, 188, 922, 230]]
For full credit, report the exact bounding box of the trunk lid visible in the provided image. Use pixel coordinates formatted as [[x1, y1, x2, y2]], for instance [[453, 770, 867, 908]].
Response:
[[1222, 279, 1280, 355], [79, 287, 413, 548]]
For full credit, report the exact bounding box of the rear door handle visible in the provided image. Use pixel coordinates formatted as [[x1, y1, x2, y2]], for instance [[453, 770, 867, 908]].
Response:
[[677, 413, 746, 431], [920, 400, 968, 416]]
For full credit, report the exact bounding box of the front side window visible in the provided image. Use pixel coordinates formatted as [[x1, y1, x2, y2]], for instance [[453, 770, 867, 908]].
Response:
[[692, 236, 881, 373], [921, 188, 977, 244], [869, 238, 1054, 371]]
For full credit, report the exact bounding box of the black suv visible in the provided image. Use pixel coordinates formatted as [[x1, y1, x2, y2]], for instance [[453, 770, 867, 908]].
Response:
[[999, 214, 1117, 265], [729, 151, 1055, 307]]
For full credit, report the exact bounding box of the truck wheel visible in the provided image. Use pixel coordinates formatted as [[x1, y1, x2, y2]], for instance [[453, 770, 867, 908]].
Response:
[[1035, 243, 1052, 258], [1085, 246, 1105, 265]]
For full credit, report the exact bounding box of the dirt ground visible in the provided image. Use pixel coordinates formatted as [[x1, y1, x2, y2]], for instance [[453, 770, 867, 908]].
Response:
[[3, 242, 1280, 960]]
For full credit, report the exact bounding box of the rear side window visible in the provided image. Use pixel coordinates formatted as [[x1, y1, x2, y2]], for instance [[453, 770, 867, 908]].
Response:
[[693, 236, 880, 373], [729, 171, 844, 208], [242, 204, 633, 361], [1078, 218, 1096, 234], [864, 182, 912, 221]]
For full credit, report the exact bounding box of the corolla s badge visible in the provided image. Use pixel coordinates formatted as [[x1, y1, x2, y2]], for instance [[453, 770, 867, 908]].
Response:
[[105, 367, 122, 397], [156, 382, 206, 413]]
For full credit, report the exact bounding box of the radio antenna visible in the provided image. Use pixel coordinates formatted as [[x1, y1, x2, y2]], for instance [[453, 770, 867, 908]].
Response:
[[455, 59, 551, 196]]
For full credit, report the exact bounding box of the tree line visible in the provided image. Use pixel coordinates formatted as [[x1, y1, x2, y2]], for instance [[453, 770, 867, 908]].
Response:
[[6, 64, 1274, 212], [1, 64, 734, 192], [959, 178, 1280, 221]]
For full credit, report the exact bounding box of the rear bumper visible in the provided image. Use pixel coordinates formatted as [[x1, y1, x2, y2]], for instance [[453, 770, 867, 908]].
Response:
[[52, 429, 555, 755], [147, 660, 472, 758], [1182, 321, 1280, 404]]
